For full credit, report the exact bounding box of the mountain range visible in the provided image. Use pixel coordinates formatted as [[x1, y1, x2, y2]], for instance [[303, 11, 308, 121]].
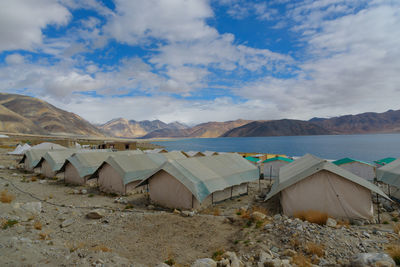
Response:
[[1, 93, 400, 138]]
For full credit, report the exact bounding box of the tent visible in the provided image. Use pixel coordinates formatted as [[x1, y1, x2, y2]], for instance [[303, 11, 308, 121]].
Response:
[[203, 151, 219, 156], [20, 149, 61, 172], [262, 157, 293, 180], [30, 142, 67, 150], [265, 154, 389, 220], [8, 143, 31, 155], [375, 157, 397, 167], [137, 153, 259, 210], [37, 149, 80, 178], [145, 148, 168, 154], [0, 134, 9, 138], [376, 159, 400, 199], [91, 152, 186, 195], [245, 156, 260, 164], [60, 150, 142, 185], [183, 151, 206, 157], [332, 157, 376, 181]]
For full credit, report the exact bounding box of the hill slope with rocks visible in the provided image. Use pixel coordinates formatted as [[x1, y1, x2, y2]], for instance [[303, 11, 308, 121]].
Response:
[[0, 93, 105, 137]]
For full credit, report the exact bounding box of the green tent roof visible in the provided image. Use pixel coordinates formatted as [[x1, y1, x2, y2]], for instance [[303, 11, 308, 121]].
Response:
[[266, 154, 389, 201], [38, 149, 80, 172], [377, 159, 400, 188], [59, 150, 143, 178], [20, 149, 65, 169], [262, 157, 293, 164], [245, 156, 260, 163], [332, 157, 374, 167], [139, 153, 259, 202], [374, 157, 397, 166]]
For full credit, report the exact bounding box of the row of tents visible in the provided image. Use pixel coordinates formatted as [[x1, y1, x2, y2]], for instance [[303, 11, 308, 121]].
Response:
[[17, 144, 259, 210]]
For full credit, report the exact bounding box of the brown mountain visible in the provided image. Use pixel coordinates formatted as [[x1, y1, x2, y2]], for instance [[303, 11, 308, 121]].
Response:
[[309, 110, 400, 134], [0, 93, 105, 137], [142, 119, 252, 138], [221, 119, 332, 137], [99, 118, 188, 138]]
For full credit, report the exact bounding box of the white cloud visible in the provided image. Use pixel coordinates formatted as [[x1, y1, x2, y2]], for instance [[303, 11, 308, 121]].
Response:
[[0, 0, 71, 52], [5, 54, 25, 65]]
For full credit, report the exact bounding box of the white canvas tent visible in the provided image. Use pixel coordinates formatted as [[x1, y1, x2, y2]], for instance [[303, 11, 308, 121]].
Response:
[[0, 134, 9, 138], [203, 151, 219, 156], [138, 153, 259, 210], [30, 142, 67, 150], [37, 149, 80, 178], [145, 148, 168, 154], [60, 150, 142, 185], [20, 149, 61, 172], [91, 152, 185, 195], [262, 157, 293, 180], [333, 158, 376, 181], [182, 151, 205, 157], [265, 154, 389, 220], [377, 159, 400, 200]]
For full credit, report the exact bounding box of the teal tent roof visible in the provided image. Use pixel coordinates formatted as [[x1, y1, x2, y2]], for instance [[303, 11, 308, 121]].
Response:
[[377, 159, 400, 188], [374, 157, 397, 166], [20, 149, 65, 169], [266, 154, 389, 201], [262, 157, 293, 163], [245, 156, 260, 163], [38, 149, 80, 172], [332, 157, 374, 167], [139, 153, 259, 202]]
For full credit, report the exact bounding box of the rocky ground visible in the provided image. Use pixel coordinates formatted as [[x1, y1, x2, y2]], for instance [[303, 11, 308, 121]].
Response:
[[1, 148, 400, 266]]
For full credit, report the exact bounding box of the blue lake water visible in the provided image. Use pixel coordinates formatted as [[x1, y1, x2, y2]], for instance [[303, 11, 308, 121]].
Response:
[[152, 134, 400, 163]]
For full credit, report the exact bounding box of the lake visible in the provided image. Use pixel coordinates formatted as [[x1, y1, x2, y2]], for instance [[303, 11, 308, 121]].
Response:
[[152, 134, 400, 163]]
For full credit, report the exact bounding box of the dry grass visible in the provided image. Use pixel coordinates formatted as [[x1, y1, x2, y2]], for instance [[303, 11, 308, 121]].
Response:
[[212, 249, 225, 261], [91, 244, 112, 252], [337, 219, 350, 228], [387, 244, 400, 265], [306, 242, 325, 257], [0, 190, 15, 203], [393, 223, 400, 234], [294, 210, 328, 225], [31, 176, 37, 182], [291, 253, 312, 267], [201, 206, 221, 216], [39, 232, 50, 240], [290, 238, 301, 249], [33, 221, 42, 230], [251, 205, 268, 215], [65, 242, 85, 252]]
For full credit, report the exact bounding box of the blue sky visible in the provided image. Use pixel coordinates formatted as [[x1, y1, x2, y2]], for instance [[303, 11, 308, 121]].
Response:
[[0, 0, 399, 124]]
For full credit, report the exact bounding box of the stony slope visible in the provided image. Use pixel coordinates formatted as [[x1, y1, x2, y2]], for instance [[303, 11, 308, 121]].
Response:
[[0, 93, 104, 136], [221, 119, 332, 137], [310, 109, 400, 134]]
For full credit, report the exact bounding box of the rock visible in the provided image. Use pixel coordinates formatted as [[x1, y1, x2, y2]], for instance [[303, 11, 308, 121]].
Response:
[[73, 190, 79, 194], [86, 209, 105, 219], [350, 253, 395, 267], [81, 189, 87, 194], [383, 202, 394, 212], [259, 250, 273, 262], [60, 218, 74, 228], [155, 264, 170, 267], [219, 259, 230, 267], [0, 165, 5, 169], [12, 173, 18, 176], [173, 209, 181, 214], [273, 214, 282, 221], [251, 211, 266, 221], [223, 251, 244, 267], [147, 205, 155, 210], [14, 202, 42, 215], [326, 218, 337, 227], [362, 231, 370, 239], [282, 249, 297, 257], [390, 210, 399, 218], [182, 211, 195, 217], [9, 166, 16, 170], [39, 180, 47, 184], [191, 258, 217, 267], [264, 259, 283, 267]]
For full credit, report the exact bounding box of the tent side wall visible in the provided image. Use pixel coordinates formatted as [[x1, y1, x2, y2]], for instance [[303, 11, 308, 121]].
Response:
[[263, 161, 289, 178], [98, 163, 126, 195], [125, 180, 146, 194], [149, 170, 194, 210], [41, 160, 57, 178], [65, 163, 85, 185], [340, 162, 375, 181], [281, 170, 373, 220]]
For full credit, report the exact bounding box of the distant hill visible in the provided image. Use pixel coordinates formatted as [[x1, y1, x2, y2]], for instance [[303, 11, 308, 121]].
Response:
[[142, 119, 251, 138], [309, 110, 400, 134], [0, 93, 105, 137], [99, 118, 188, 138], [221, 119, 331, 137]]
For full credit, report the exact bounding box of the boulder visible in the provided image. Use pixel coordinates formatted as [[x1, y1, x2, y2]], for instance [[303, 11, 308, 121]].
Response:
[[86, 209, 105, 219], [60, 218, 74, 228], [173, 209, 181, 215], [191, 258, 217, 267], [181, 211, 195, 217], [350, 253, 395, 267], [326, 218, 337, 227], [223, 251, 244, 267], [252, 211, 266, 221]]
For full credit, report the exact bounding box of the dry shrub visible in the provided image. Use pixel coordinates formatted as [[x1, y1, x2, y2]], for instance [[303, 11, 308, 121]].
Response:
[[212, 249, 225, 261], [306, 242, 325, 257], [337, 219, 350, 228], [65, 242, 85, 252], [33, 221, 42, 230], [202, 206, 221, 216], [290, 238, 301, 250], [291, 253, 312, 267], [294, 210, 328, 225], [238, 209, 251, 220], [387, 244, 400, 265], [39, 232, 50, 240], [251, 205, 268, 215], [31, 176, 37, 182], [0, 190, 15, 203], [393, 223, 400, 234], [213, 207, 221, 216], [91, 244, 112, 252]]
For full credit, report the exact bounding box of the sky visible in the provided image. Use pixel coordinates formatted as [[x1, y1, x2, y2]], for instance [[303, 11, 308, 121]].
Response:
[[0, 0, 399, 125]]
